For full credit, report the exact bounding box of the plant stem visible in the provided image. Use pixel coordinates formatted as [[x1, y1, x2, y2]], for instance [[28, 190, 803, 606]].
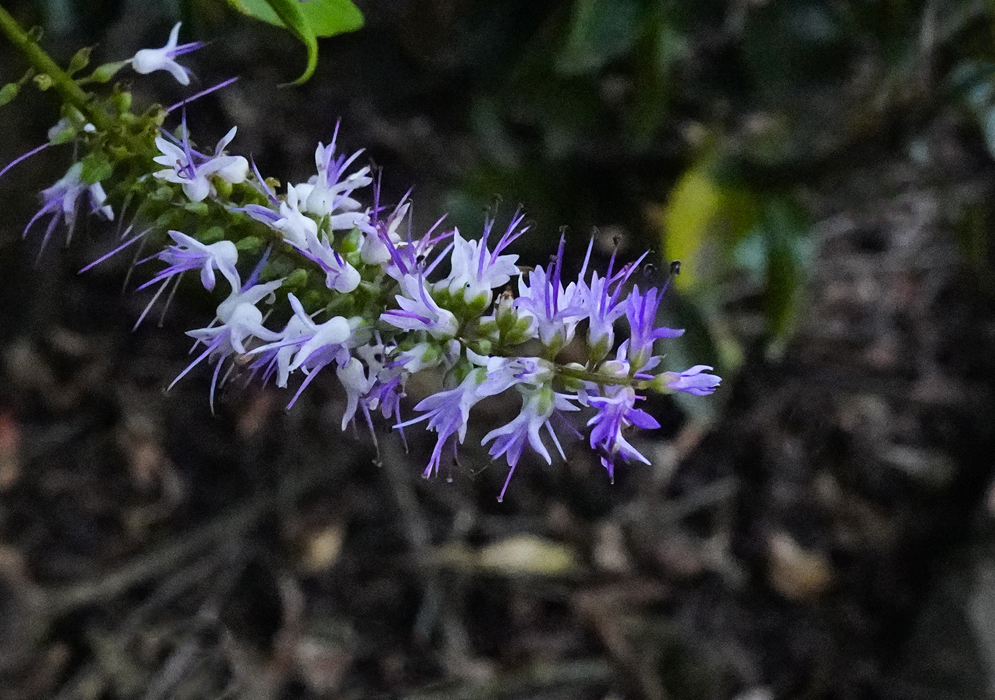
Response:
[[0, 3, 112, 131], [555, 363, 641, 388]]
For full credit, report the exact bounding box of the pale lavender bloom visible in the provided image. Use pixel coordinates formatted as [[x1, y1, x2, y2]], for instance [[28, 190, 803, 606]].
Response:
[[383, 216, 453, 282], [442, 211, 526, 306], [153, 126, 249, 202], [270, 183, 318, 249], [659, 365, 721, 396], [575, 241, 646, 354], [515, 236, 584, 348], [392, 342, 443, 374], [382, 275, 459, 339], [355, 179, 452, 281], [171, 279, 283, 410], [586, 383, 659, 480], [89, 183, 114, 221], [24, 162, 114, 252], [397, 352, 534, 478], [140, 230, 239, 292], [354, 340, 410, 441], [483, 386, 579, 501], [247, 293, 355, 407], [248, 312, 311, 388], [131, 22, 204, 86], [302, 228, 361, 293], [242, 183, 317, 249], [365, 369, 405, 423], [358, 189, 410, 266], [624, 285, 684, 370], [303, 123, 373, 220], [280, 296, 353, 395], [465, 351, 552, 395], [336, 357, 375, 430], [395, 369, 487, 478]]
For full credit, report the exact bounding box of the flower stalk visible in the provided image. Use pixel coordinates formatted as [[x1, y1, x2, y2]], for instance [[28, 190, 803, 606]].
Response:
[[0, 3, 112, 132], [1, 16, 721, 499]]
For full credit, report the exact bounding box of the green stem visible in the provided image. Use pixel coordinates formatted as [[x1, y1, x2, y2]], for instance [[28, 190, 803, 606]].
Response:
[[555, 364, 640, 388], [0, 3, 112, 131]]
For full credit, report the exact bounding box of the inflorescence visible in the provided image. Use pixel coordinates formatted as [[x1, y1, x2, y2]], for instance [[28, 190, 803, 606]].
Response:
[[4, 22, 720, 500]]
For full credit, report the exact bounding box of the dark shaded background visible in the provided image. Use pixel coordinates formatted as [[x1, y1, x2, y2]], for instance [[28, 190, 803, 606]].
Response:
[[2, 0, 995, 698]]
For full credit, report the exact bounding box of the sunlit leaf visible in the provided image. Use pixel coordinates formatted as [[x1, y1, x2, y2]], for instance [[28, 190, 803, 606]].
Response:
[[662, 159, 723, 292]]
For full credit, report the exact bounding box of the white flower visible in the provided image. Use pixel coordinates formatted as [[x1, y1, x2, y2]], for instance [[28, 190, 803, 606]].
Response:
[[131, 23, 204, 86], [273, 184, 319, 249], [153, 127, 249, 202]]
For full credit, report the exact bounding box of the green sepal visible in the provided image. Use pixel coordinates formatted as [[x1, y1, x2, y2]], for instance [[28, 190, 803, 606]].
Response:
[[0, 83, 19, 107], [110, 89, 132, 114], [49, 124, 77, 144], [88, 60, 129, 84], [79, 152, 113, 184], [66, 47, 91, 77], [184, 201, 210, 216], [284, 268, 309, 290], [199, 226, 226, 244], [235, 236, 264, 252], [33, 73, 53, 91]]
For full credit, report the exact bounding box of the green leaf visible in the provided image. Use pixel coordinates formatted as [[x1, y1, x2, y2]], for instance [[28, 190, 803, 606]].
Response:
[[226, 0, 364, 84], [661, 160, 723, 292], [79, 152, 112, 184], [0, 83, 19, 108], [660, 157, 763, 293]]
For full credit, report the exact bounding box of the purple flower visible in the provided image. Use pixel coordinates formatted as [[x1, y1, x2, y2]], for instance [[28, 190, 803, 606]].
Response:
[[140, 230, 240, 292], [300, 228, 361, 293], [131, 22, 204, 86], [397, 352, 536, 479], [24, 162, 114, 252], [302, 124, 372, 221], [586, 384, 659, 480], [382, 275, 460, 339], [624, 285, 684, 370], [336, 357, 376, 430], [358, 192, 410, 265], [441, 212, 526, 307], [250, 293, 354, 407], [571, 241, 650, 358], [395, 369, 488, 478], [171, 279, 283, 410], [153, 126, 248, 202], [515, 236, 584, 350], [277, 184, 319, 248], [482, 386, 579, 501], [248, 312, 311, 388], [657, 365, 721, 396]]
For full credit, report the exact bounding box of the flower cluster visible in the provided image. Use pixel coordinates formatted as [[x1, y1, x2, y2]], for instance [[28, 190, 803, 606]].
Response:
[[7, 23, 720, 500]]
